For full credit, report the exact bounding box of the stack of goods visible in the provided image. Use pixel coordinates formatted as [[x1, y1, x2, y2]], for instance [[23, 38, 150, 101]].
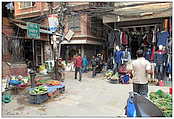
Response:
[[8, 75, 30, 89], [149, 90, 172, 117], [39, 65, 47, 75]]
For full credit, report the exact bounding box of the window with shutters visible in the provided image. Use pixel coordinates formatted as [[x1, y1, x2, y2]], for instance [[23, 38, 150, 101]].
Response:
[[68, 15, 80, 31], [20, 2, 35, 9]]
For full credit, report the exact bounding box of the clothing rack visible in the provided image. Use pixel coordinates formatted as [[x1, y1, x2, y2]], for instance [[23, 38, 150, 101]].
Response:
[[118, 24, 157, 29]]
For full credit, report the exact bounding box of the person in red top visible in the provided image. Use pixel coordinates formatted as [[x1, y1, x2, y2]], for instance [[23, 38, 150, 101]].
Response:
[[74, 53, 82, 81]]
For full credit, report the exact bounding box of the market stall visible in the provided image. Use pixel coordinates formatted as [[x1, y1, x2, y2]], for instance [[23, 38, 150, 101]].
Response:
[[126, 89, 172, 117]]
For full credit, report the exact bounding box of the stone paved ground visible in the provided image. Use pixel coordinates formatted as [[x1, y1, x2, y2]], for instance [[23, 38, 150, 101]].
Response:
[[2, 71, 171, 118]]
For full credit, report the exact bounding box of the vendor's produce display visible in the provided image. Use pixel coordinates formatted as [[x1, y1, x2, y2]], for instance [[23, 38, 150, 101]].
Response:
[[110, 72, 119, 80], [104, 70, 113, 79], [29, 86, 48, 95], [149, 90, 172, 117], [47, 80, 61, 86], [36, 79, 61, 86], [9, 75, 29, 86]]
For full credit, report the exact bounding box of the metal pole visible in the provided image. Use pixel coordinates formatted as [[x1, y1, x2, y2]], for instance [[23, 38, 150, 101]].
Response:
[[32, 39, 35, 70], [58, 42, 61, 59]]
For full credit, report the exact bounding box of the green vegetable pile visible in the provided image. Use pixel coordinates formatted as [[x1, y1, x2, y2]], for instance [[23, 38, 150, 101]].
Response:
[[149, 90, 172, 117], [29, 86, 48, 95]]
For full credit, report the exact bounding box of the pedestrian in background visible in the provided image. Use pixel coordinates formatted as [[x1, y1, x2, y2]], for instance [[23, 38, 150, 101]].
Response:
[[82, 55, 88, 73], [91, 56, 97, 77], [74, 53, 83, 81], [127, 50, 152, 97]]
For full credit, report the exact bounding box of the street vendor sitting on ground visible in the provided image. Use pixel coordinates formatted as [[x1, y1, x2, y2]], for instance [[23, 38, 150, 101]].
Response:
[[57, 58, 65, 82], [127, 49, 152, 97]]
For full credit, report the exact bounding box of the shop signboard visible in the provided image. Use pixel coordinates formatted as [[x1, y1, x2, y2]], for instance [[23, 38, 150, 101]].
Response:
[[65, 30, 74, 41], [48, 14, 59, 32], [27, 22, 40, 39]]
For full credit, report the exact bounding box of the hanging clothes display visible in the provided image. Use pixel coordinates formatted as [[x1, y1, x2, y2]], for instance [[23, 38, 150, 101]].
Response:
[[121, 32, 128, 45], [114, 31, 121, 46], [120, 32, 123, 44], [157, 31, 169, 46], [108, 32, 115, 48], [152, 31, 156, 43], [150, 46, 155, 61]]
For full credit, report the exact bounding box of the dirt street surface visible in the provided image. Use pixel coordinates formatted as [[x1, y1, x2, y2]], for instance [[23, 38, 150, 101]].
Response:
[[2, 71, 170, 118]]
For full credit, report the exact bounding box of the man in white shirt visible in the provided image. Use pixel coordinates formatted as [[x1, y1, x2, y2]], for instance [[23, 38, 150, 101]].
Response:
[[128, 50, 152, 97]]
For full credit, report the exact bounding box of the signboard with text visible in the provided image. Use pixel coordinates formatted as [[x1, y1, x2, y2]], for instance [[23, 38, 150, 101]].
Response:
[[27, 22, 40, 39]]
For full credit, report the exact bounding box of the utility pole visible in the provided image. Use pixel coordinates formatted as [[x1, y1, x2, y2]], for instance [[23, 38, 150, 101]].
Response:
[[48, 2, 67, 80]]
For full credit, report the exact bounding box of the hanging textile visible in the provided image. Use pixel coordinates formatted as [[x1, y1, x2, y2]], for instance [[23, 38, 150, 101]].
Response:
[[108, 32, 115, 48], [120, 32, 123, 44], [157, 31, 169, 46], [152, 31, 156, 43], [114, 31, 121, 46], [121, 32, 128, 45], [150, 46, 155, 62]]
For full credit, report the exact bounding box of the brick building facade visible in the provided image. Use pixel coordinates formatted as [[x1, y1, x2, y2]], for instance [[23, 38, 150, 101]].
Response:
[[13, 2, 105, 63]]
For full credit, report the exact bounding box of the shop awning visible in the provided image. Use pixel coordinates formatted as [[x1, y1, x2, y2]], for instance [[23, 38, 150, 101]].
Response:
[[61, 40, 102, 45], [14, 23, 53, 35], [103, 2, 172, 23]]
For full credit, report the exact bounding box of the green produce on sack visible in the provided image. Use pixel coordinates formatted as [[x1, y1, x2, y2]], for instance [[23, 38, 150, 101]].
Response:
[[29, 86, 48, 95], [111, 72, 119, 80], [149, 90, 172, 117]]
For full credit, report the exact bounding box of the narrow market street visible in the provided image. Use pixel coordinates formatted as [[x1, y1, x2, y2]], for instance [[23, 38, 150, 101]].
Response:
[[2, 71, 170, 118]]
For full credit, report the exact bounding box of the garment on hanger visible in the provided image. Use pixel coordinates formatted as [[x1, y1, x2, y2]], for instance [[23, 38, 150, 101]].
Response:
[[108, 32, 115, 48], [115, 31, 121, 46], [152, 31, 156, 43], [157, 31, 169, 46], [114, 50, 124, 64], [120, 32, 123, 44], [150, 46, 155, 61], [121, 32, 128, 45]]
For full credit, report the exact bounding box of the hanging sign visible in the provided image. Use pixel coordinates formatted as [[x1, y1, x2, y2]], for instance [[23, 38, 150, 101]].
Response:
[[65, 30, 74, 41], [27, 22, 40, 39], [48, 14, 59, 32]]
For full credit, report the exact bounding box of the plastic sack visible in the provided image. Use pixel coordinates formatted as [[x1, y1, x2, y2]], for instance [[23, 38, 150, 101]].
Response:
[[39, 65, 46, 71], [127, 96, 137, 117], [40, 69, 47, 75], [121, 74, 130, 84]]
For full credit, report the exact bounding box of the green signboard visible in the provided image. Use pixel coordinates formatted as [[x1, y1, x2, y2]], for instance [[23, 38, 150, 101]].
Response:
[[27, 22, 40, 39]]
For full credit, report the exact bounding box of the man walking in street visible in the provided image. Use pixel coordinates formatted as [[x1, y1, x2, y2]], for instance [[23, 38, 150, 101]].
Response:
[[127, 50, 152, 97], [74, 53, 83, 81]]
